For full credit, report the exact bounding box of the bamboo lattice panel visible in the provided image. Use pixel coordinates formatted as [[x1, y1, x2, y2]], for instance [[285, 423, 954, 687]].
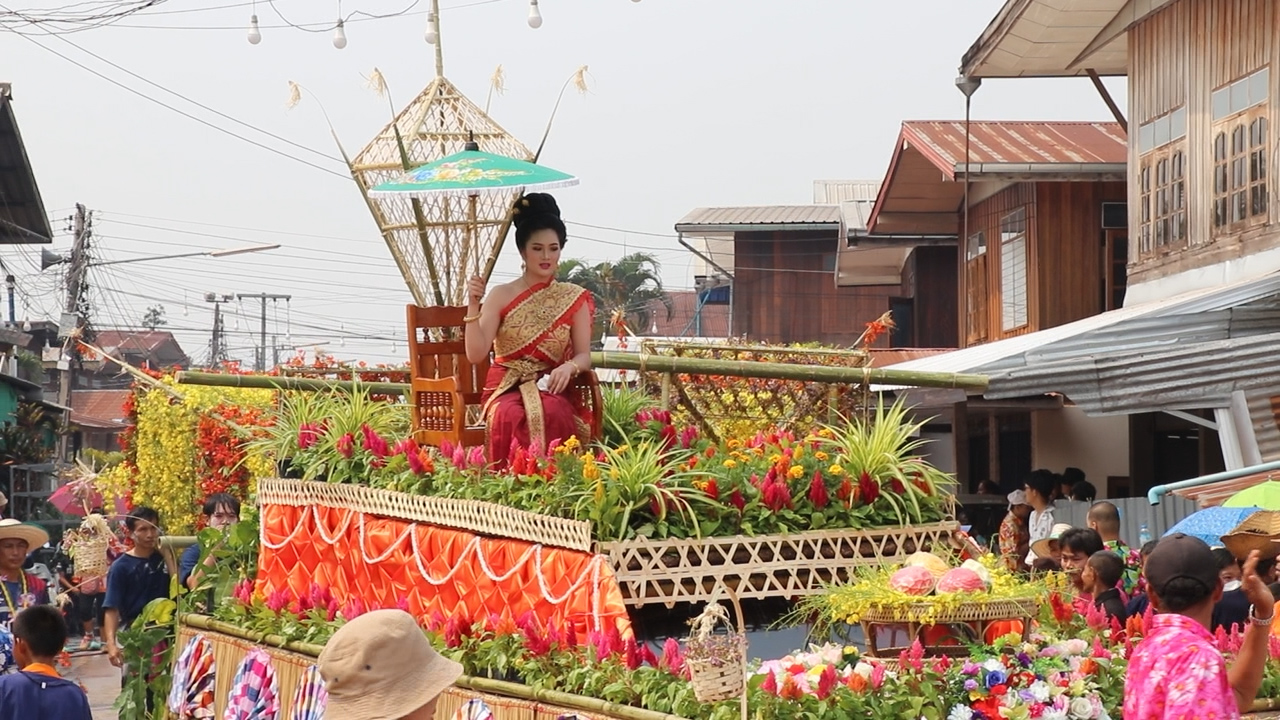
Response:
[[350, 76, 532, 307], [599, 522, 959, 608], [634, 341, 874, 441], [258, 478, 593, 552]]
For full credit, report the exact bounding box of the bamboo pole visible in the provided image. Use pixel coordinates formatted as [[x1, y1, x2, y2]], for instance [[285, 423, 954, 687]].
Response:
[[174, 371, 408, 396], [178, 614, 692, 720], [594, 351, 989, 391]]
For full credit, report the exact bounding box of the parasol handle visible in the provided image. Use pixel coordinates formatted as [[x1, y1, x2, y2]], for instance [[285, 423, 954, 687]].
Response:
[[480, 198, 520, 283]]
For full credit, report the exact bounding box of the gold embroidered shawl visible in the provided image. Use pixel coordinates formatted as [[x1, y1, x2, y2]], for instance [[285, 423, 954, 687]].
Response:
[[484, 280, 592, 447]]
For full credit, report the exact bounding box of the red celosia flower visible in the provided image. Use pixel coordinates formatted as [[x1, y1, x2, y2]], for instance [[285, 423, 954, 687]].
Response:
[[729, 489, 746, 511], [808, 471, 829, 509], [659, 638, 685, 676], [858, 471, 880, 504], [761, 671, 778, 695], [704, 478, 720, 501], [360, 424, 389, 458], [336, 433, 355, 459], [762, 478, 793, 512], [816, 664, 838, 699], [888, 478, 906, 495], [1048, 592, 1075, 625], [778, 674, 805, 700]]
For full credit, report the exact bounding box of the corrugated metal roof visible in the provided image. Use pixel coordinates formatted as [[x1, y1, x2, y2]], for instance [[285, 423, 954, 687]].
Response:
[[902, 121, 1128, 175], [885, 272, 1280, 377], [813, 181, 879, 204], [674, 205, 841, 233], [1172, 470, 1278, 508]]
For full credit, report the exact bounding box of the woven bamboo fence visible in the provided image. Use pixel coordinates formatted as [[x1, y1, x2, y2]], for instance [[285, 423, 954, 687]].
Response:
[[258, 478, 592, 552], [177, 615, 685, 720], [598, 521, 960, 608]]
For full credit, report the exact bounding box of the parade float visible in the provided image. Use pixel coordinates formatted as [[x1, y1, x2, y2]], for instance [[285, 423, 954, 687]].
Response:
[[75, 6, 1280, 720]]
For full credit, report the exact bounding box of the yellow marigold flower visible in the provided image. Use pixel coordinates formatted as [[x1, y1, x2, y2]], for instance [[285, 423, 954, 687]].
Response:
[[726, 438, 742, 449], [793, 446, 804, 460], [788, 465, 805, 479], [829, 464, 845, 476], [770, 454, 783, 464], [564, 435, 581, 450], [815, 451, 829, 461], [722, 459, 737, 469], [583, 460, 600, 482]]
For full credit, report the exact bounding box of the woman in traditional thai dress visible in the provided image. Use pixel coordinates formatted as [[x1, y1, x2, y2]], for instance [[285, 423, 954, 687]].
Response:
[[464, 193, 594, 467]]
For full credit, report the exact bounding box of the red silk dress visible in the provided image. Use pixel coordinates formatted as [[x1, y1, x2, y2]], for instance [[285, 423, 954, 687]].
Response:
[[481, 280, 594, 467]]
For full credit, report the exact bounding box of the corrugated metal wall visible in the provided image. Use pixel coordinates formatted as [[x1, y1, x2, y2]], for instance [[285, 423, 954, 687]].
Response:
[[1053, 495, 1201, 546]]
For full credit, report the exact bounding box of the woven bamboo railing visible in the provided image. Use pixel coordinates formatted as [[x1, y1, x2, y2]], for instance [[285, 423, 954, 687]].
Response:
[[179, 614, 689, 720], [176, 356, 986, 394]]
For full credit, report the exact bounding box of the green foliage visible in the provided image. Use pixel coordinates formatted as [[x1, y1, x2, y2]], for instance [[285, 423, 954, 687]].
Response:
[[113, 597, 176, 720], [556, 252, 672, 338], [599, 385, 655, 448]]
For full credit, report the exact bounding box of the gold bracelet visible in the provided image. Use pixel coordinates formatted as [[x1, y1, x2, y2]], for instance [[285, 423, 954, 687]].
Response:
[[565, 359, 582, 373], [463, 313, 481, 324]]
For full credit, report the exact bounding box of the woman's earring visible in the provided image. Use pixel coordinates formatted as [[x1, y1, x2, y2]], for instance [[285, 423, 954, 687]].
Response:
[[521, 263, 526, 271]]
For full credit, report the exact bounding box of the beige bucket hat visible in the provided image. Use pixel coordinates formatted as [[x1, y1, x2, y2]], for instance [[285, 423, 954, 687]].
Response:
[[318, 609, 463, 720], [0, 518, 48, 549]]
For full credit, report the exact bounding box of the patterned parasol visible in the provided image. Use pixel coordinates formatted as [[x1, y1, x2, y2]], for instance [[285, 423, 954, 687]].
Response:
[[369, 149, 577, 199], [1165, 505, 1264, 547], [167, 634, 217, 719], [288, 664, 328, 720], [224, 647, 280, 720]]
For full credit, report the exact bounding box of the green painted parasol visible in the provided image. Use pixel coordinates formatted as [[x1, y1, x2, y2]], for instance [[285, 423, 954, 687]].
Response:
[[1224, 480, 1280, 510], [369, 149, 578, 198]]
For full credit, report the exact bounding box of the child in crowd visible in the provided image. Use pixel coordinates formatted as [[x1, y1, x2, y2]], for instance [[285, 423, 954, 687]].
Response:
[[1125, 540, 1159, 618], [0, 605, 93, 719], [1082, 551, 1127, 623], [1212, 547, 1251, 631]]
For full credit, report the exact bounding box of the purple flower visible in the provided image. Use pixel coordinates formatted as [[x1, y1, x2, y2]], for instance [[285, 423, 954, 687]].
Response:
[[962, 660, 980, 676], [963, 678, 978, 691], [1016, 651, 1033, 667]]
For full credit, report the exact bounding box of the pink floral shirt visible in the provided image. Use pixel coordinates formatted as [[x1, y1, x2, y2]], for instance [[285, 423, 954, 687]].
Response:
[[1124, 613, 1239, 720]]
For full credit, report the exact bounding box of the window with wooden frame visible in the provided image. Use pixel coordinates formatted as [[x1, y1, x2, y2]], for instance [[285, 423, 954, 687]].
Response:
[[999, 208, 1028, 332], [965, 231, 987, 343], [1136, 107, 1187, 256], [1212, 67, 1269, 234]]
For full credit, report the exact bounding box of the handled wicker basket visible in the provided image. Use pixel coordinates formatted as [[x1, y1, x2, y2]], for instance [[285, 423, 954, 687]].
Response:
[[71, 535, 111, 578], [685, 587, 747, 704]]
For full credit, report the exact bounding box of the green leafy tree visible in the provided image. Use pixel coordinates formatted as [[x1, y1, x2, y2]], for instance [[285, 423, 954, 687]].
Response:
[[141, 304, 167, 330], [556, 252, 673, 339]]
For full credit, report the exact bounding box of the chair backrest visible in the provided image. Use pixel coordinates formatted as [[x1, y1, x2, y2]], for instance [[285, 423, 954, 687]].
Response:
[[405, 305, 489, 398]]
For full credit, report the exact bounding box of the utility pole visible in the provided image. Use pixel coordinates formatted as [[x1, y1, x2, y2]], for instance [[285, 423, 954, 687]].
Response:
[[57, 204, 92, 460], [236, 293, 290, 372], [204, 293, 234, 367]]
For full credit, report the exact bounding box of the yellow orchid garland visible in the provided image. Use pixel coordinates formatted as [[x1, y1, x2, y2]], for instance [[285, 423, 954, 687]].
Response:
[[116, 377, 275, 534]]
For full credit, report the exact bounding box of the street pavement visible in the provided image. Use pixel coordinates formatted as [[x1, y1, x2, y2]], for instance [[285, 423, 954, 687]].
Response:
[[66, 651, 120, 720]]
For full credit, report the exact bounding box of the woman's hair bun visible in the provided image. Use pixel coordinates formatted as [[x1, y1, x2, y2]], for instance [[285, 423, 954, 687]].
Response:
[[514, 193, 561, 229]]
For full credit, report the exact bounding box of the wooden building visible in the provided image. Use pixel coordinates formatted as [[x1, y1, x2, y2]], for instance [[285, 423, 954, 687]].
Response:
[[893, 0, 1280, 497], [674, 194, 957, 348], [863, 120, 1129, 491]]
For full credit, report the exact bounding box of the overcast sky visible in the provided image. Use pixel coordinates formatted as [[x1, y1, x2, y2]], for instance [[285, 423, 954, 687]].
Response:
[[4, 0, 1126, 365]]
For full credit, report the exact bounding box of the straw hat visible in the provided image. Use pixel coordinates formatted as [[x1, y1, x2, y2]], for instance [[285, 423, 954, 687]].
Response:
[[1030, 523, 1075, 559], [0, 519, 47, 549], [318, 609, 462, 720], [1221, 510, 1280, 561]]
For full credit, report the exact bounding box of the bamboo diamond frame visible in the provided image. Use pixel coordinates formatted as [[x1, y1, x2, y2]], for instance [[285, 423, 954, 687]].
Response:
[[597, 521, 960, 608], [348, 76, 533, 307]]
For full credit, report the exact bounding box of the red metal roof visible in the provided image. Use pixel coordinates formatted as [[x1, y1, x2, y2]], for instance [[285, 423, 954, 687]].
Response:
[[70, 389, 132, 429], [901, 121, 1128, 176], [1171, 470, 1279, 508], [866, 348, 953, 368]]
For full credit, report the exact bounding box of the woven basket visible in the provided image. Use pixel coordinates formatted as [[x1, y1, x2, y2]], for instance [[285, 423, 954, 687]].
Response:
[[684, 589, 746, 704], [70, 535, 110, 578], [856, 596, 1041, 625]]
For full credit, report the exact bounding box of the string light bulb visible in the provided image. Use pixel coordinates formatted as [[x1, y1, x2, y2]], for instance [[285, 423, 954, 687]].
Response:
[[424, 11, 438, 44], [527, 0, 542, 29], [20, 319, 30, 332], [333, 19, 348, 49], [247, 14, 262, 44]]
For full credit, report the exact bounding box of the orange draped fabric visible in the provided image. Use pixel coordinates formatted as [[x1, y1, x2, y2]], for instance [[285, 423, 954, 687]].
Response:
[[256, 504, 632, 638]]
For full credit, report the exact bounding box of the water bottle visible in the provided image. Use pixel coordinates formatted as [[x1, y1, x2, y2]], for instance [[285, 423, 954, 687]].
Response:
[[1139, 523, 1152, 546]]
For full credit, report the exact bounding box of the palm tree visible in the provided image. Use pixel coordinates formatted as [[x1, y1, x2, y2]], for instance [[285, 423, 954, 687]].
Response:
[[557, 252, 673, 340]]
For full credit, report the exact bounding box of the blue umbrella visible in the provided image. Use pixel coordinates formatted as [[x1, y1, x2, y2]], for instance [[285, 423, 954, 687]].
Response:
[[1164, 506, 1263, 546]]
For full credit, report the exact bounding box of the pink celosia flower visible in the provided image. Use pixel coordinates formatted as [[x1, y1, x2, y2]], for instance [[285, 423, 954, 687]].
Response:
[[335, 433, 355, 459], [660, 638, 685, 676], [265, 589, 289, 613]]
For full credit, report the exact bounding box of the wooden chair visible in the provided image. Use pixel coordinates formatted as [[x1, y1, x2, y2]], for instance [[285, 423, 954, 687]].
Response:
[[405, 305, 605, 449], [406, 305, 488, 449]]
